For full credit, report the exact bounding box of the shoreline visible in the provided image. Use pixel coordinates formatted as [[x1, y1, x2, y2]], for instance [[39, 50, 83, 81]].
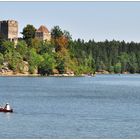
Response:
[[0, 72, 139, 77], [0, 73, 89, 77]]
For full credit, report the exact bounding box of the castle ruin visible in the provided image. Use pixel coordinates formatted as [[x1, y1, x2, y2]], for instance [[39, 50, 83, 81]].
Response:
[[35, 25, 51, 41], [0, 20, 18, 44], [0, 20, 51, 44]]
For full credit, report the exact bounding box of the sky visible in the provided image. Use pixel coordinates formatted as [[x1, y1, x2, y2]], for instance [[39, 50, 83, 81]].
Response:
[[0, 1, 140, 42]]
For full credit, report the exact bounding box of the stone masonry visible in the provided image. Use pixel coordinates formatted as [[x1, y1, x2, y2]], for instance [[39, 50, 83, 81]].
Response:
[[35, 25, 51, 41], [0, 20, 18, 44]]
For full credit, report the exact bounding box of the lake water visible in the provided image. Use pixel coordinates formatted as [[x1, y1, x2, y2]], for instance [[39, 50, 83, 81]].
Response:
[[0, 74, 140, 138]]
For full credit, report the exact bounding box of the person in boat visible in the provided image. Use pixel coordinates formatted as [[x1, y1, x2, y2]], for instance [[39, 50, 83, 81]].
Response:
[[0, 105, 3, 109], [4, 103, 11, 111]]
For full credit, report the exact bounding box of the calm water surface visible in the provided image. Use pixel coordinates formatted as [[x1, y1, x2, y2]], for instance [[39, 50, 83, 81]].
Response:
[[0, 74, 140, 138]]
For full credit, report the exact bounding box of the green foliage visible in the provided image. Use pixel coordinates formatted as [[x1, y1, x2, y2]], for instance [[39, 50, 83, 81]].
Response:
[[0, 25, 140, 75], [37, 41, 55, 55], [63, 30, 72, 40], [55, 55, 65, 74], [118, 52, 129, 73], [128, 52, 138, 73], [1, 41, 15, 53], [0, 34, 5, 47], [114, 62, 122, 73], [26, 48, 43, 74], [0, 53, 4, 68], [5, 50, 24, 72], [136, 51, 140, 73], [22, 24, 36, 46], [108, 66, 114, 73], [38, 53, 56, 75], [51, 26, 63, 39], [16, 41, 28, 60]]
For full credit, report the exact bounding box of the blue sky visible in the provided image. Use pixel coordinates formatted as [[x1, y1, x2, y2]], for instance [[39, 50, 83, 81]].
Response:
[[0, 1, 140, 42]]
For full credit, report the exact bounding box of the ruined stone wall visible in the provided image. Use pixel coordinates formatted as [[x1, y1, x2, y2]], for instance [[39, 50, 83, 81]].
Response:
[[8, 20, 18, 40], [35, 32, 44, 40], [43, 32, 51, 41], [0, 21, 8, 39], [0, 20, 18, 42], [35, 31, 51, 41]]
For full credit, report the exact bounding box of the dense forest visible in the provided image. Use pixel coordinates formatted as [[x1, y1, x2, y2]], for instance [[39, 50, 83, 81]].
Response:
[[0, 24, 140, 76]]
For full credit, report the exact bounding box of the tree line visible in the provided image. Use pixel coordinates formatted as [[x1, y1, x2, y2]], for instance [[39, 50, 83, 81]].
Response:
[[0, 24, 140, 75], [70, 39, 140, 74]]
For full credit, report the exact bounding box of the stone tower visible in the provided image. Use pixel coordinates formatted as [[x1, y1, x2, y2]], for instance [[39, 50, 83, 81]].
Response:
[[0, 20, 18, 44], [35, 25, 51, 41]]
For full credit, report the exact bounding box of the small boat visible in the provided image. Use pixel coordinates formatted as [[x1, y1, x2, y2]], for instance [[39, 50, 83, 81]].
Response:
[[0, 103, 13, 113], [0, 108, 13, 113]]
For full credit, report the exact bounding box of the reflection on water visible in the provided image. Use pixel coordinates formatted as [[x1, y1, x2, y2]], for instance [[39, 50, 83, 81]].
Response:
[[5, 113, 12, 120]]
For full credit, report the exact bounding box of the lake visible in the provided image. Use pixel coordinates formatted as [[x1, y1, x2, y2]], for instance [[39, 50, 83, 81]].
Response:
[[0, 74, 140, 138]]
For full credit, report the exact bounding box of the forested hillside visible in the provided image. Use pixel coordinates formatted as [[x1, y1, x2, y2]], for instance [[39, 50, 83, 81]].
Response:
[[0, 25, 140, 76], [69, 39, 140, 74]]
